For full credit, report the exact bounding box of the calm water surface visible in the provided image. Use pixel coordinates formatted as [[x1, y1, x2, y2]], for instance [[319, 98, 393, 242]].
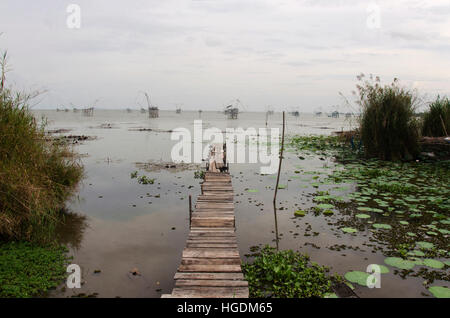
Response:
[[32, 109, 440, 298]]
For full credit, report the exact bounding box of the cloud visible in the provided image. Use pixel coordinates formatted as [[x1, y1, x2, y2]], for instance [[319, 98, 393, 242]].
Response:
[[0, 0, 449, 111]]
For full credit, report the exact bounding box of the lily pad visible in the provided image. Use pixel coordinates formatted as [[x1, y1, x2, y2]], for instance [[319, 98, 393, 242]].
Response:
[[373, 223, 392, 230], [247, 189, 259, 193], [417, 241, 434, 250], [428, 286, 450, 298], [355, 214, 371, 219], [407, 250, 425, 257], [368, 264, 389, 274], [341, 227, 358, 234], [423, 259, 445, 269], [294, 210, 306, 217], [384, 257, 415, 270], [317, 203, 334, 210], [344, 271, 370, 286]]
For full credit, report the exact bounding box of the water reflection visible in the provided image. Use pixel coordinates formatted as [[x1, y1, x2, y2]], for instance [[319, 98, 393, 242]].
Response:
[[55, 210, 88, 250], [273, 202, 280, 251]]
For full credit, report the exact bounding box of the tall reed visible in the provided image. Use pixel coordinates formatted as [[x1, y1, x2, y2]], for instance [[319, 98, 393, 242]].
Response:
[[422, 96, 450, 137], [355, 74, 420, 161], [0, 52, 83, 243]]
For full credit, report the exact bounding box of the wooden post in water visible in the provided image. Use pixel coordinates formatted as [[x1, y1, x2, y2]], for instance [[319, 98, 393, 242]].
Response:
[[273, 111, 285, 204], [188, 195, 192, 228]]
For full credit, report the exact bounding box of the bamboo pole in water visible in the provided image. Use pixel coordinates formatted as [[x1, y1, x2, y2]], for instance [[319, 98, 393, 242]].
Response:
[[273, 111, 285, 204], [189, 195, 192, 229]]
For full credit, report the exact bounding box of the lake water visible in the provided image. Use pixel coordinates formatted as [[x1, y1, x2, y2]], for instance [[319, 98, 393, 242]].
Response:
[[32, 109, 445, 298]]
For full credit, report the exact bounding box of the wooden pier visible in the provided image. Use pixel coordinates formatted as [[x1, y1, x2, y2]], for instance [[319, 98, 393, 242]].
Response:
[[162, 145, 249, 298]]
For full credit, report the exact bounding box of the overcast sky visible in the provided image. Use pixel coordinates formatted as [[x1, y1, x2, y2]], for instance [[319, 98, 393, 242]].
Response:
[[1, 0, 449, 112]]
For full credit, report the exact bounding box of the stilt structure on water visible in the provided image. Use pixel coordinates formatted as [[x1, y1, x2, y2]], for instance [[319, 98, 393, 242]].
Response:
[[331, 111, 340, 118], [143, 92, 159, 118], [224, 99, 241, 119], [149, 107, 159, 118], [161, 143, 249, 298], [82, 107, 94, 116]]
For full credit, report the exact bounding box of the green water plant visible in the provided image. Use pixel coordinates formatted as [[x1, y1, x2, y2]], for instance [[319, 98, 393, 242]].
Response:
[[137, 175, 155, 185], [242, 246, 334, 298], [422, 96, 450, 137], [428, 286, 450, 298], [0, 242, 69, 297], [355, 74, 420, 161]]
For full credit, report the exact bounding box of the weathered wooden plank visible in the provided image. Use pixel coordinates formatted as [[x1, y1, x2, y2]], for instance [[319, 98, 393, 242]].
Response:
[[196, 202, 234, 206], [186, 243, 238, 248], [192, 211, 234, 215], [194, 206, 235, 210], [175, 279, 248, 288], [191, 216, 234, 221], [193, 212, 235, 216], [195, 204, 234, 208], [194, 208, 235, 212], [197, 196, 234, 201], [190, 227, 235, 231], [183, 249, 240, 259], [188, 236, 237, 240], [174, 272, 244, 281], [187, 240, 237, 245], [171, 287, 249, 298], [178, 264, 242, 273], [202, 185, 233, 189], [202, 181, 232, 185], [190, 220, 234, 228], [188, 231, 235, 236], [187, 237, 237, 242], [181, 258, 241, 266], [190, 222, 234, 228], [192, 212, 235, 216]]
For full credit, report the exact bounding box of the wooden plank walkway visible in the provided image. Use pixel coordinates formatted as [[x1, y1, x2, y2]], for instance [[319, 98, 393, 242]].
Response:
[[162, 145, 249, 298]]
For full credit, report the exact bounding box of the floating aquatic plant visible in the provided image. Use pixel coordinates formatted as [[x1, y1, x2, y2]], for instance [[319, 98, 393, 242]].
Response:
[[423, 259, 445, 269], [344, 271, 370, 287], [341, 227, 358, 234], [384, 257, 415, 270], [428, 286, 450, 298]]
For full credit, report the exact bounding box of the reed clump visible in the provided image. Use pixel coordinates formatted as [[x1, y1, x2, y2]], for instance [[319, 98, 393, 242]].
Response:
[[355, 74, 420, 161], [422, 96, 450, 137], [0, 54, 83, 243]]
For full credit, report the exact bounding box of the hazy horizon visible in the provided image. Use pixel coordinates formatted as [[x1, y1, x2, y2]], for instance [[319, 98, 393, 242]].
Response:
[[1, 0, 450, 112]]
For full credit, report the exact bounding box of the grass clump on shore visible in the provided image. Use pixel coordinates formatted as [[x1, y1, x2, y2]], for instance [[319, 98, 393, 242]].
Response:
[[0, 242, 70, 297], [355, 74, 420, 161], [242, 246, 335, 298], [0, 49, 83, 297], [422, 96, 450, 137], [0, 58, 83, 243]]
